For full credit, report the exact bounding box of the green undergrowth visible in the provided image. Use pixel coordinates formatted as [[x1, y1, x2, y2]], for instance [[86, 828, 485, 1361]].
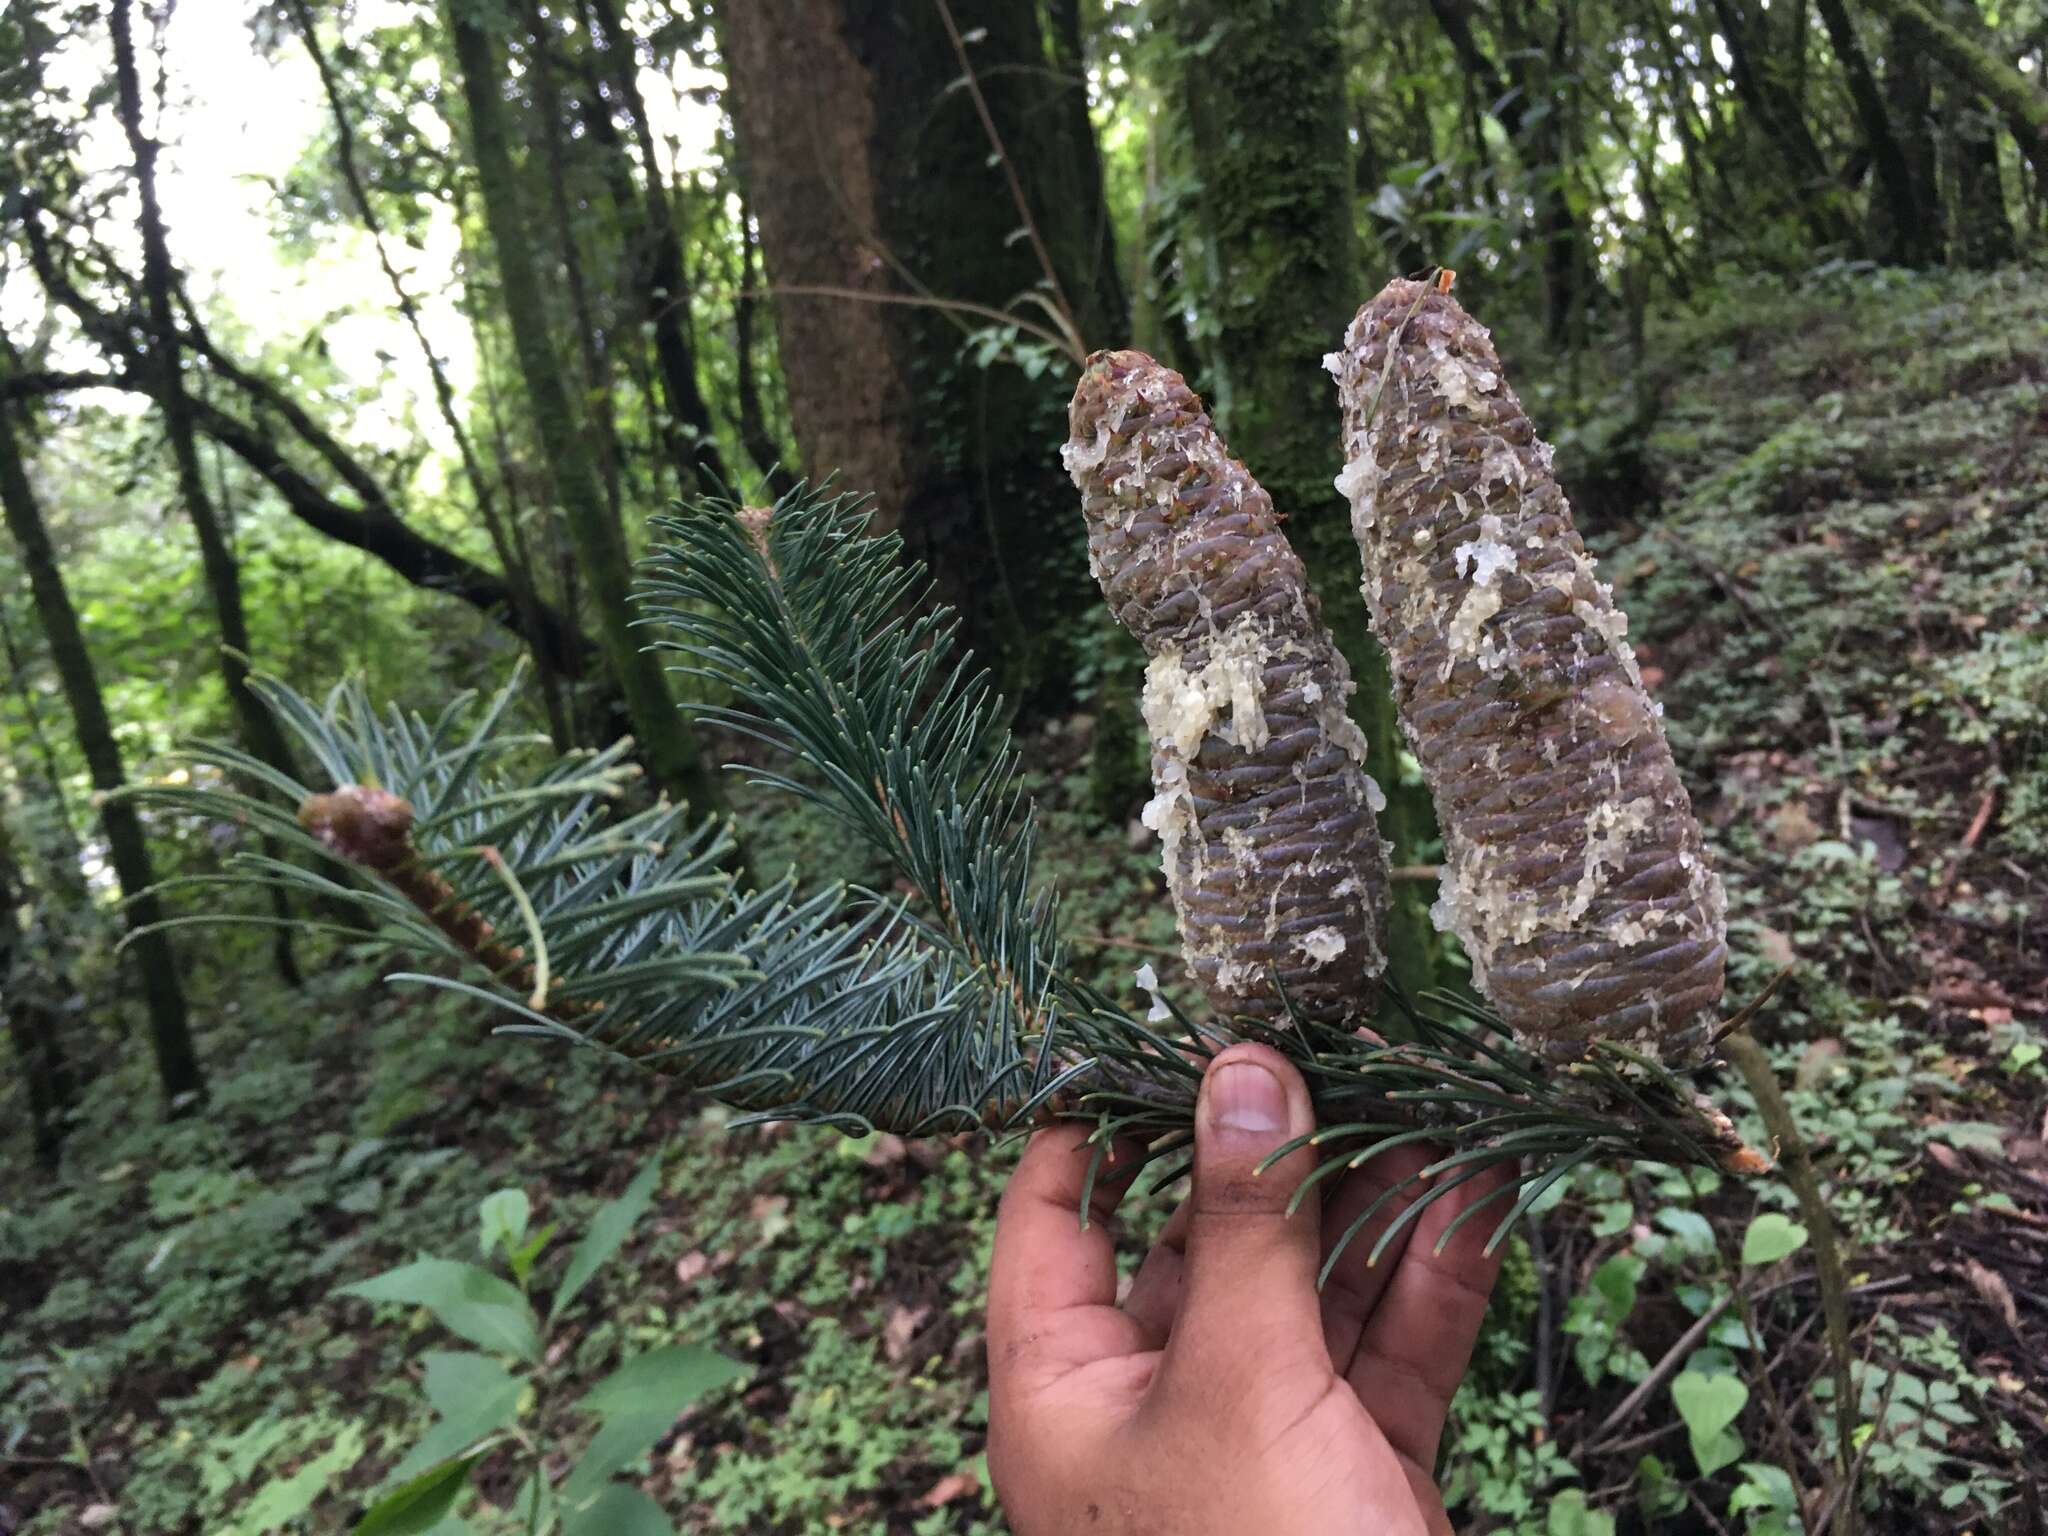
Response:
[[4, 267, 2046, 1534]]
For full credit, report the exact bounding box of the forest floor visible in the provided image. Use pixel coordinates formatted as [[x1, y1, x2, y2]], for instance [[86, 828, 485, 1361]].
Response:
[[4, 266, 2047, 1535]]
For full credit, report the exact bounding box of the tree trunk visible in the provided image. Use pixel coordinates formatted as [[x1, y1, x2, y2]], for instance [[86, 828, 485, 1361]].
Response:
[[0, 812, 79, 1170], [0, 398, 204, 1111], [1934, 0, 2019, 266], [579, 0, 736, 501], [1814, 0, 1931, 262], [1858, 0, 2048, 172], [1165, 0, 1440, 1003], [447, 3, 729, 824], [111, 0, 302, 987], [721, 0, 1127, 712], [286, 0, 571, 751]]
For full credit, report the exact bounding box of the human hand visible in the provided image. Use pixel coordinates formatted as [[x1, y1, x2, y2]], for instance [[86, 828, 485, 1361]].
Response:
[[986, 1042, 1510, 1536]]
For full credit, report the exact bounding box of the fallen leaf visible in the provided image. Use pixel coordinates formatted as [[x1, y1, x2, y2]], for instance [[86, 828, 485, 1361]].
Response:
[[80, 1507, 119, 1530], [1925, 1141, 1965, 1174], [1964, 1259, 2021, 1332], [921, 1468, 982, 1507], [1764, 801, 1823, 852], [882, 1303, 931, 1363], [675, 1250, 713, 1286], [750, 1195, 790, 1241], [1793, 1037, 1843, 1091], [1759, 927, 1798, 970], [861, 1134, 910, 1169]]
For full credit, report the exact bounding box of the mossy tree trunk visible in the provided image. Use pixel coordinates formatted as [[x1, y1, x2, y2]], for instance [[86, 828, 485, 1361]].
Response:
[[0, 813, 78, 1170], [0, 398, 204, 1113], [1858, 0, 2048, 173], [722, 0, 1128, 715], [111, 0, 302, 987], [1164, 0, 1440, 1003], [447, 2, 728, 826]]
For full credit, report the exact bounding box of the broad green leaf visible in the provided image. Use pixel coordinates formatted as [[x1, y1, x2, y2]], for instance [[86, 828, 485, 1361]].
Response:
[[478, 1190, 531, 1260], [1545, 1489, 1616, 1536], [576, 1345, 749, 1421], [233, 1424, 366, 1534], [562, 1484, 671, 1536], [549, 1150, 663, 1327], [1740, 1211, 1809, 1266], [559, 1347, 747, 1513], [352, 1452, 484, 1536], [389, 1354, 525, 1484], [1671, 1370, 1748, 1475], [340, 1260, 542, 1363], [1653, 1206, 1715, 1256]]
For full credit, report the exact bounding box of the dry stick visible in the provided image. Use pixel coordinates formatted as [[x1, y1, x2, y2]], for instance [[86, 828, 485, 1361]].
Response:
[[1587, 1290, 1736, 1448], [744, 284, 1082, 365], [1722, 1029, 1859, 1534]]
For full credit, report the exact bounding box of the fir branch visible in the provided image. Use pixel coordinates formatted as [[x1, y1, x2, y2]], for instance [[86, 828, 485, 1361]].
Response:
[[640, 486, 1068, 1043]]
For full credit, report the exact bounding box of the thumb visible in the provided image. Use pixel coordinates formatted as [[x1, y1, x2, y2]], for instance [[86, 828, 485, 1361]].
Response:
[[1165, 1043, 1326, 1386]]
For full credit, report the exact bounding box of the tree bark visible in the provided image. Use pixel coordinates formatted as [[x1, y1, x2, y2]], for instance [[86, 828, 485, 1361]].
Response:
[[580, 0, 735, 500], [0, 812, 79, 1170], [1165, 0, 1440, 1003], [721, 0, 1128, 711], [447, 2, 728, 823], [287, 0, 573, 746], [1814, 0, 1931, 262], [111, 0, 302, 986], [0, 397, 203, 1111], [1858, 0, 2048, 172]]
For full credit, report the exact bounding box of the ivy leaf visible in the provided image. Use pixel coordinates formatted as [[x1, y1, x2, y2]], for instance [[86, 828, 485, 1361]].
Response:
[[1741, 1211, 1809, 1266], [1671, 1370, 1748, 1475]]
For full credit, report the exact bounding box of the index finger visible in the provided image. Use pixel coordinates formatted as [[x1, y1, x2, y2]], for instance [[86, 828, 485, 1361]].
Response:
[[987, 1126, 1148, 1385]]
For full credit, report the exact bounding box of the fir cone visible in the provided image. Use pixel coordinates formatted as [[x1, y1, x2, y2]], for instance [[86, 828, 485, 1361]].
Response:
[[1326, 279, 1725, 1061], [1065, 350, 1390, 1027]]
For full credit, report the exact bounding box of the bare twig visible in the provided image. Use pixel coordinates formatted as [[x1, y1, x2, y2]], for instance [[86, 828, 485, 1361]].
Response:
[[1586, 1291, 1736, 1447], [736, 284, 1083, 366], [931, 0, 1077, 345]]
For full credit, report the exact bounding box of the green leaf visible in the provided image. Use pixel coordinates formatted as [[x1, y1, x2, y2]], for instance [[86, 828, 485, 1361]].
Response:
[[340, 1260, 542, 1364], [478, 1189, 531, 1260], [549, 1152, 663, 1327], [1671, 1370, 1748, 1476], [1740, 1211, 1809, 1266], [562, 1484, 671, 1536], [234, 1424, 366, 1534], [1545, 1489, 1616, 1536], [389, 1353, 525, 1483], [1653, 1206, 1715, 1256], [352, 1452, 484, 1536], [577, 1344, 749, 1420], [559, 1346, 748, 1512]]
